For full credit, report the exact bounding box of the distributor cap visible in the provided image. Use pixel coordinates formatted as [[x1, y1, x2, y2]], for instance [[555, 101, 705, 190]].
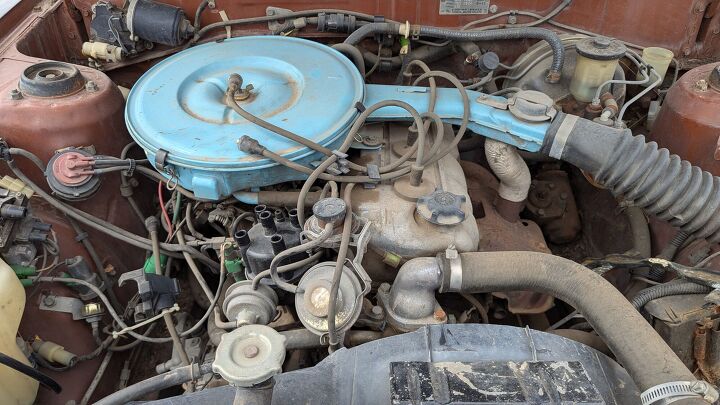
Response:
[[575, 37, 627, 61], [213, 324, 286, 387], [45, 148, 101, 201]]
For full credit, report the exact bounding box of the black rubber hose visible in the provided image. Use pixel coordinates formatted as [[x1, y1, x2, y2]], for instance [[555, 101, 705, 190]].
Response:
[[345, 23, 564, 82], [361, 45, 454, 69], [416, 26, 564, 82], [441, 251, 704, 397], [543, 115, 720, 244], [94, 363, 213, 405], [0, 352, 61, 393], [631, 280, 712, 310], [331, 44, 366, 77], [344, 22, 399, 46]]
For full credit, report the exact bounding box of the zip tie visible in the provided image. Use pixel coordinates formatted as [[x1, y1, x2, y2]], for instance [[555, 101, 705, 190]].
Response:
[[111, 303, 180, 339]]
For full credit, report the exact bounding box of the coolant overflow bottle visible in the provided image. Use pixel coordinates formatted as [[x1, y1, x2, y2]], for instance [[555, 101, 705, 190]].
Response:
[[0, 258, 39, 404]]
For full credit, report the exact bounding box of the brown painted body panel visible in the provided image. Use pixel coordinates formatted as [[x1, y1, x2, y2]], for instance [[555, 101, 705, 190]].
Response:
[[62, 0, 720, 68], [649, 62, 720, 175]]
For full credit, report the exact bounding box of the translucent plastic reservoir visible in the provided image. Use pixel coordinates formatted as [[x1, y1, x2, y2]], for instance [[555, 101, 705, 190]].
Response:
[[0, 258, 38, 404], [570, 55, 619, 102], [570, 37, 627, 103], [640, 47, 674, 86]]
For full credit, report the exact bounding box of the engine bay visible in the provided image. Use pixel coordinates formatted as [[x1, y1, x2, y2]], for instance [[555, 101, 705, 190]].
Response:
[[2, 1, 720, 404]]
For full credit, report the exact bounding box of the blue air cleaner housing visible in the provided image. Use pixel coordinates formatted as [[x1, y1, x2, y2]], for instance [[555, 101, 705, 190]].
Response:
[[125, 36, 364, 200]]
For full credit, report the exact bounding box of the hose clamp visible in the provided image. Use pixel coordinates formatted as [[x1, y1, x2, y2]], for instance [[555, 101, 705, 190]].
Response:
[[640, 381, 717, 404], [548, 114, 578, 159], [445, 246, 462, 292]]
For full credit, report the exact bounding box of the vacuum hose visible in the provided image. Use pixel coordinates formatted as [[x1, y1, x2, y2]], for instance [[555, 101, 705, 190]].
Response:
[[544, 114, 720, 243], [344, 23, 564, 82], [439, 251, 706, 402]]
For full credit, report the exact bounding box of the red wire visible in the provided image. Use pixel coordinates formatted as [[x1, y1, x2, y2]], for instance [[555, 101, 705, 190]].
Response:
[[158, 181, 173, 238]]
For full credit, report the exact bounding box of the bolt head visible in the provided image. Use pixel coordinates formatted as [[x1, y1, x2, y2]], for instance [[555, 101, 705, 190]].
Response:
[[85, 81, 98, 92], [43, 295, 56, 306], [489, 4, 498, 13], [9, 89, 22, 100], [371, 305, 383, 316], [243, 344, 259, 358]]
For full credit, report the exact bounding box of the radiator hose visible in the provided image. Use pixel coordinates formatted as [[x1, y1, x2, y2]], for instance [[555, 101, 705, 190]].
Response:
[[438, 251, 709, 403], [544, 114, 720, 243]]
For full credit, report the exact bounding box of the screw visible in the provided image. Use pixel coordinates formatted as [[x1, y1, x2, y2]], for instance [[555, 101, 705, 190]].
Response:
[[9, 89, 22, 100], [85, 81, 98, 92], [537, 208, 546, 216], [371, 306, 383, 316], [691, 380, 708, 394], [559, 192, 568, 200], [434, 309, 447, 321], [489, 4, 498, 13], [243, 345, 259, 358], [43, 295, 56, 307]]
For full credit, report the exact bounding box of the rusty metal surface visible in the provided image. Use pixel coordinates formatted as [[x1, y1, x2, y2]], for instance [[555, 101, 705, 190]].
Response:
[[0, 3, 146, 403], [51, 0, 720, 68], [649, 62, 720, 176], [460, 160, 554, 314], [526, 169, 581, 245]]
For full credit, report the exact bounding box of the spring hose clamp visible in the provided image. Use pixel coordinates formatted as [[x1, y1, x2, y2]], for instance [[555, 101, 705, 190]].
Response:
[[640, 380, 718, 404]]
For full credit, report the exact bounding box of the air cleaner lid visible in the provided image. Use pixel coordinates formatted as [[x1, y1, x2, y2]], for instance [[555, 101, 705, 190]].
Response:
[[125, 36, 364, 170]]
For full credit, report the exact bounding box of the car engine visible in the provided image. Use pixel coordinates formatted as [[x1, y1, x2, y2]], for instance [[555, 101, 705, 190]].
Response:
[[2, 1, 720, 404]]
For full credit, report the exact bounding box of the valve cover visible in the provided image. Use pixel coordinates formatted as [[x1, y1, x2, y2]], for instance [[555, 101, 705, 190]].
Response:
[[126, 36, 364, 199]]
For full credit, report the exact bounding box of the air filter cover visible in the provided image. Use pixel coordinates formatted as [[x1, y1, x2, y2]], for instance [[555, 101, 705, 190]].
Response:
[[126, 36, 364, 199]]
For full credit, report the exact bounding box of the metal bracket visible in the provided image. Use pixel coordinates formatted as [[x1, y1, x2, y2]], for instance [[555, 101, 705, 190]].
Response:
[[154, 148, 170, 171], [39, 293, 103, 322]]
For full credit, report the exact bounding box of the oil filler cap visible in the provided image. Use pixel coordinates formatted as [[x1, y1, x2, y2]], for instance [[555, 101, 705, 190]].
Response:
[[508, 90, 557, 122], [416, 189, 466, 225]]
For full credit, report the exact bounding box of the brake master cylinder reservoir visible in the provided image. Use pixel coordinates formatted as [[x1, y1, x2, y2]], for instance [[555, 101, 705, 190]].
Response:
[[0, 258, 38, 403], [569, 37, 627, 102]]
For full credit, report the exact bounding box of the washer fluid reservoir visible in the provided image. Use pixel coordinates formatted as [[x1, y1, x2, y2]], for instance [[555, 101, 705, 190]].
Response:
[[0, 258, 39, 404], [125, 36, 364, 200]]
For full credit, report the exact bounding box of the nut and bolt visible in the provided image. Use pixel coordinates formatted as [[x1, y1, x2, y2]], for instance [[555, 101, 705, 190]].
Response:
[[85, 81, 98, 92], [371, 305, 383, 317], [9, 89, 22, 100], [434, 309, 447, 321], [243, 344, 260, 358], [233, 84, 254, 101]]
